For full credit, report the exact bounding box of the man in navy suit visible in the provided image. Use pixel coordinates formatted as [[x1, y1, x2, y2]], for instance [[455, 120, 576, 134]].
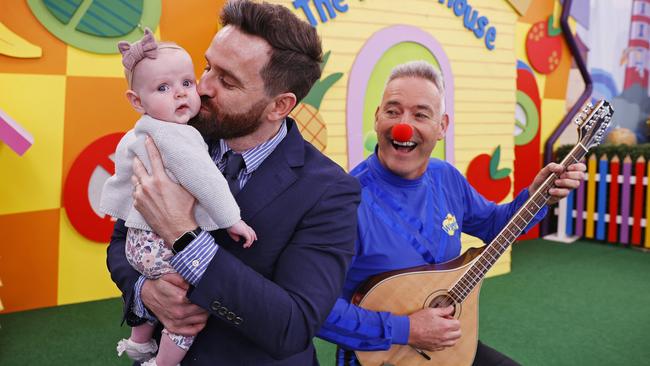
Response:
[[106, 1, 360, 364]]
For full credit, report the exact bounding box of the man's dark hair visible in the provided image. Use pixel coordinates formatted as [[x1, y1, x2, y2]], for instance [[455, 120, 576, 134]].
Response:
[[221, 0, 323, 102]]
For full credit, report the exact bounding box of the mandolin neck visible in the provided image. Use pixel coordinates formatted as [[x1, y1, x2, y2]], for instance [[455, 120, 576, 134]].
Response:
[[449, 143, 589, 302]]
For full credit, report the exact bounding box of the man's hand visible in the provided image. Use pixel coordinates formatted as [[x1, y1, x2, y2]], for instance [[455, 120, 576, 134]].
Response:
[[132, 136, 197, 246], [141, 273, 209, 336], [529, 162, 586, 205], [408, 306, 461, 351]]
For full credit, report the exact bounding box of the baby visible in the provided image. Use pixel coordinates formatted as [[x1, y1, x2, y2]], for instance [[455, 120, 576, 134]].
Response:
[[100, 29, 256, 366]]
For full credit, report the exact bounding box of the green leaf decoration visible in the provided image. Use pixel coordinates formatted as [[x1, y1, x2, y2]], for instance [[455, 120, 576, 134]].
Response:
[[494, 167, 512, 179], [489, 146, 512, 179], [302, 72, 343, 110], [547, 14, 562, 37], [321, 50, 331, 71], [301, 50, 343, 110]]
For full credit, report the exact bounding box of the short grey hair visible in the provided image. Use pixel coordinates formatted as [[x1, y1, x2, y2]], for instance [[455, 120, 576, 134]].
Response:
[[387, 60, 446, 113]]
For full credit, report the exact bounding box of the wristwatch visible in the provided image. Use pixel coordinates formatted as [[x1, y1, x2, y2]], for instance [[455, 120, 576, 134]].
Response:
[[171, 227, 202, 255]]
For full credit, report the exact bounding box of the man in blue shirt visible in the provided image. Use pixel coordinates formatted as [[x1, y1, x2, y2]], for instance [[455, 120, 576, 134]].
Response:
[[317, 61, 585, 365]]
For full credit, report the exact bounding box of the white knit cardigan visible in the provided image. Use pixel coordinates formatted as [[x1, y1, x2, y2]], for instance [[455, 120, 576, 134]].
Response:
[[100, 115, 240, 231]]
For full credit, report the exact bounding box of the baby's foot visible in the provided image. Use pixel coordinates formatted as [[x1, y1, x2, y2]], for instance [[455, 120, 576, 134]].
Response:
[[116, 338, 158, 362]]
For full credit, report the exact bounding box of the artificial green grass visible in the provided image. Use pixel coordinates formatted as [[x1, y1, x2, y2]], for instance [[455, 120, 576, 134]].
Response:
[[477, 239, 650, 365], [0, 297, 132, 365], [1, 239, 648, 365]]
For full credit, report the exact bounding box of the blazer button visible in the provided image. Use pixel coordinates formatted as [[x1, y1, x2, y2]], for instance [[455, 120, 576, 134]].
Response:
[[226, 311, 235, 321], [210, 301, 221, 311], [217, 307, 228, 316], [234, 316, 243, 325]]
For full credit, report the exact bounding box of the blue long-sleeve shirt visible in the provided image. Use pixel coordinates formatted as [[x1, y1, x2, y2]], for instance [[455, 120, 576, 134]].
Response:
[[317, 154, 546, 365]]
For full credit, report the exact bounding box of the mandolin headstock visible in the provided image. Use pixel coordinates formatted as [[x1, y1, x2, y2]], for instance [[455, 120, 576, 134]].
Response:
[[575, 100, 614, 150]]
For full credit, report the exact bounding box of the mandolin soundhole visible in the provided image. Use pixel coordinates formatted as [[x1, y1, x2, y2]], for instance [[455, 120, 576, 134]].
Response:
[[425, 291, 461, 318]]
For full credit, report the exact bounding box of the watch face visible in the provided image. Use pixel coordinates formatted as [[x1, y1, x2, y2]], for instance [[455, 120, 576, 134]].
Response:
[[173, 231, 197, 254]]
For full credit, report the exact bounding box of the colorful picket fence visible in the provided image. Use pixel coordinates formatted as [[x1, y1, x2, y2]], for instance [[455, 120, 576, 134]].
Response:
[[550, 153, 650, 248]]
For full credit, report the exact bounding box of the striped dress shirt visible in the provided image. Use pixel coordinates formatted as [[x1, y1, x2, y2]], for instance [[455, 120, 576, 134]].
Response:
[[133, 121, 288, 319]]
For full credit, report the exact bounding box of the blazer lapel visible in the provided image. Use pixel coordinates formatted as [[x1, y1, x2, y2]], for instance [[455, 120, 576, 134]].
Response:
[[236, 119, 304, 221]]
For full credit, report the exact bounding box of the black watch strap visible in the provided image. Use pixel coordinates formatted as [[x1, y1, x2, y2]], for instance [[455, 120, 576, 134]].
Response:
[[171, 227, 202, 255]]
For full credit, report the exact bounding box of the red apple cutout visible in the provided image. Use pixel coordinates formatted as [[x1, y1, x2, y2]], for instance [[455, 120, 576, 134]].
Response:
[[466, 146, 512, 202]]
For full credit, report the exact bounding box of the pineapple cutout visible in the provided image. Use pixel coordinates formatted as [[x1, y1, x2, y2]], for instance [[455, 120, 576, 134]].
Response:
[[290, 51, 343, 152]]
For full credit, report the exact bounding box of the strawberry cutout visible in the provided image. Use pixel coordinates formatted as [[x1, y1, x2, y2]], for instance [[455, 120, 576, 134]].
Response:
[[526, 15, 563, 74], [466, 146, 512, 202]]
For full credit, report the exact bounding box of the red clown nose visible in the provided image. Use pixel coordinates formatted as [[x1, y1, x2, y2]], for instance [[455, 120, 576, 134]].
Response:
[[391, 123, 413, 142]]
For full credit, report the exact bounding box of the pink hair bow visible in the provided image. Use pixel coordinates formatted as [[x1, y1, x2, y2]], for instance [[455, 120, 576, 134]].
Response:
[[118, 28, 158, 71]]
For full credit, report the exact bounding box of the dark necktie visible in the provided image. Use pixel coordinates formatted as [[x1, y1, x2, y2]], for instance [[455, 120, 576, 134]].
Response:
[[223, 151, 245, 195]]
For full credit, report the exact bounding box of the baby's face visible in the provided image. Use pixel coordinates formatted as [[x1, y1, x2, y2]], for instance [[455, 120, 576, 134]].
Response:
[[133, 49, 201, 124]]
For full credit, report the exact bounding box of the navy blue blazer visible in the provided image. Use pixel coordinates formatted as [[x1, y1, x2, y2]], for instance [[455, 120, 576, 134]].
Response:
[[107, 118, 360, 365]]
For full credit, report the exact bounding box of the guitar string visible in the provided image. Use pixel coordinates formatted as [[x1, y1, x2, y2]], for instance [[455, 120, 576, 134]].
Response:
[[437, 104, 609, 305], [449, 145, 589, 301]]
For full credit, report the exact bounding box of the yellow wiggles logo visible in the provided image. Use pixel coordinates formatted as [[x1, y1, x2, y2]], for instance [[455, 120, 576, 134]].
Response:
[[442, 213, 459, 236]]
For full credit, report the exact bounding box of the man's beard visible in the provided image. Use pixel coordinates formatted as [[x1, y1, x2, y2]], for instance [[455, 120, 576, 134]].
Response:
[[189, 96, 268, 142]]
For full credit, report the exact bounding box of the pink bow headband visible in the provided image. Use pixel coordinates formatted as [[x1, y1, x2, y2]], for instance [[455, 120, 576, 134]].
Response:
[[118, 28, 158, 87]]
